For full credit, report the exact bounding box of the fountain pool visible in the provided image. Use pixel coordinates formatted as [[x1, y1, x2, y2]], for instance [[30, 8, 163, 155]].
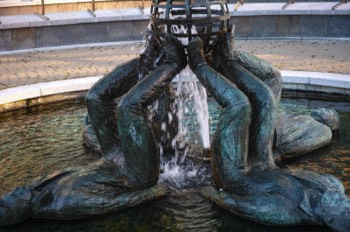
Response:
[[0, 93, 349, 231]]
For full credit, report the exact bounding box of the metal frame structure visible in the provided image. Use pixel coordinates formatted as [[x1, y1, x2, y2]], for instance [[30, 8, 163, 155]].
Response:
[[150, 0, 230, 47]]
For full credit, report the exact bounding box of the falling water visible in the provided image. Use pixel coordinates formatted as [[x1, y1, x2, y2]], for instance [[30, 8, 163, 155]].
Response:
[[158, 66, 211, 188], [146, 15, 211, 187], [175, 66, 210, 149]]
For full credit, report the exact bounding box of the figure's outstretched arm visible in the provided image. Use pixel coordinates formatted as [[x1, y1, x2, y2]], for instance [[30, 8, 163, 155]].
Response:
[[85, 59, 138, 159], [116, 34, 187, 188], [210, 32, 277, 168], [232, 50, 282, 105], [187, 38, 250, 188], [210, 30, 282, 104], [85, 35, 162, 160]]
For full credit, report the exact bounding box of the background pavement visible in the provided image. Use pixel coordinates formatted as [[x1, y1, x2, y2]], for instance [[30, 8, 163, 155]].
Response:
[[0, 39, 349, 91]]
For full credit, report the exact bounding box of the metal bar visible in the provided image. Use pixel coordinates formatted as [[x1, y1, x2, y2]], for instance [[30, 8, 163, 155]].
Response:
[[332, 0, 347, 10], [282, 0, 295, 10], [34, 12, 49, 20], [139, 6, 145, 14], [152, 14, 230, 24], [87, 9, 96, 17], [332, 2, 342, 10], [41, 0, 45, 15], [234, 1, 240, 11]]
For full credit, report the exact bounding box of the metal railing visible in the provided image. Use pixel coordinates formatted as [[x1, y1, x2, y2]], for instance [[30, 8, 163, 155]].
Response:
[[0, 0, 146, 16], [28, 0, 146, 18], [231, 0, 348, 11], [0, 0, 347, 17]]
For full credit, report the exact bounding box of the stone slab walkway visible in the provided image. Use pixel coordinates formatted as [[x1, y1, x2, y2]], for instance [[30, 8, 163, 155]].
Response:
[[0, 39, 349, 91]]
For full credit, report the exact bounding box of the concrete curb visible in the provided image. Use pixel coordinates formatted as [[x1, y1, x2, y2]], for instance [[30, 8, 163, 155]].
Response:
[[0, 40, 144, 56], [0, 76, 102, 105], [281, 70, 350, 95], [0, 71, 349, 108]]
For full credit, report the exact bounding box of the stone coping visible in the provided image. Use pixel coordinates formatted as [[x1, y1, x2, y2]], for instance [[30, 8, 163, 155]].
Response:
[[281, 70, 350, 89], [0, 76, 101, 105], [0, 8, 148, 29], [230, 2, 350, 16], [0, 0, 111, 8], [0, 71, 349, 106], [0, 2, 349, 30]]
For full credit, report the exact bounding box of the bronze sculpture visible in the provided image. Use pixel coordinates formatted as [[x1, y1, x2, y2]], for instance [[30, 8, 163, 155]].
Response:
[[187, 33, 349, 232], [1, 1, 348, 231], [0, 33, 186, 226]]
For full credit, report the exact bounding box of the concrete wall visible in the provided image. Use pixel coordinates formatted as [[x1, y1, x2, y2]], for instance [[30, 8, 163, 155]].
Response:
[[0, 3, 349, 51], [0, 1, 151, 16], [0, 21, 149, 51], [231, 15, 350, 38]]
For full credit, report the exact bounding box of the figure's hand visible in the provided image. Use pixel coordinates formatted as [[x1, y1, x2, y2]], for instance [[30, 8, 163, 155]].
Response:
[[162, 33, 187, 69], [138, 32, 163, 79], [187, 37, 207, 71], [211, 30, 235, 70], [217, 29, 235, 57]]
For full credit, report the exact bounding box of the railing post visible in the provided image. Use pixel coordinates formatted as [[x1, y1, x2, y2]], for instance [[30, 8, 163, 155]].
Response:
[[92, 0, 95, 11], [41, 0, 45, 15], [332, 0, 348, 10], [234, 0, 243, 11], [282, 0, 295, 10]]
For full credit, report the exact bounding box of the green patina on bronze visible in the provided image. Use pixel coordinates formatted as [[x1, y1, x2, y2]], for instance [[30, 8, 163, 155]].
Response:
[[187, 34, 349, 232], [1, 1, 349, 231]]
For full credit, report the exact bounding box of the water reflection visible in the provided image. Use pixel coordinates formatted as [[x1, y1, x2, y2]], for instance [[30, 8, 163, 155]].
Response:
[[0, 100, 95, 195]]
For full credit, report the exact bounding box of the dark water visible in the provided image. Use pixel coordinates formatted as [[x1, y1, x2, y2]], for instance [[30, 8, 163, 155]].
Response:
[[0, 95, 349, 232]]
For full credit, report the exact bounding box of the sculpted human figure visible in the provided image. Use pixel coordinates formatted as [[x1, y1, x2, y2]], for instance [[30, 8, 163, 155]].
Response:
[[187, 32, 350, 232], [0, 33, 187, 226], [0, 18, 348, 232]]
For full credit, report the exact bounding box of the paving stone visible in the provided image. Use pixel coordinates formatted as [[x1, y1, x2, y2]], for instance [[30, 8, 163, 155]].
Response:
[[0, 39, 349, 93]]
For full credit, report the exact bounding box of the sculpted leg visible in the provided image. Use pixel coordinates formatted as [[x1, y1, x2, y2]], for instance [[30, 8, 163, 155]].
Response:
[[85, 34, 162, 160], [211, 32, 277, 167], [0, 34, 186, 226], [85, 59, 139, 160], [188, 38, 251, 188], [195, 32, 350, 231], [232, 50, 282, 103], [116, 33, 187, 188]]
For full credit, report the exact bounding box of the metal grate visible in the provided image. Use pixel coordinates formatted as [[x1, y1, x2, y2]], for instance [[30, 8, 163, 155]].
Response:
[[150, 0, 231, 47]]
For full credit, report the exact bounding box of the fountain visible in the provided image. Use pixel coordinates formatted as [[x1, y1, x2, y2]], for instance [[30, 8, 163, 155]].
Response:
[[0, 97, 349, 231], [0, 0, 349, 231]]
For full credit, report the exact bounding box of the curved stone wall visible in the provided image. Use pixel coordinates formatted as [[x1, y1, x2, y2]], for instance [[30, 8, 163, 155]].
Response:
[[0, 3, 349, 51]]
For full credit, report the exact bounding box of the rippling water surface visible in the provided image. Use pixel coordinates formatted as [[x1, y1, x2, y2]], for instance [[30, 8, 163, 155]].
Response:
[[0, 96, 349, 232]]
